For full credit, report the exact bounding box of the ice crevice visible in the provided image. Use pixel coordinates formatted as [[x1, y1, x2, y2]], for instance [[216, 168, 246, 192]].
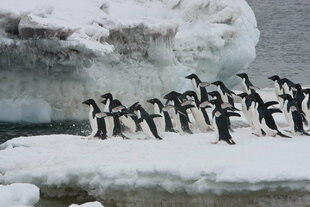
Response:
[[0, 0, 259, 122]]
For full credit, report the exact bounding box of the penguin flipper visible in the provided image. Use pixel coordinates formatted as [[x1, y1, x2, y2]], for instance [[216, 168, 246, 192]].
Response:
[[150, 114, 162, 119], [265, 101, 279, 108], [268, 108, 282, 114]]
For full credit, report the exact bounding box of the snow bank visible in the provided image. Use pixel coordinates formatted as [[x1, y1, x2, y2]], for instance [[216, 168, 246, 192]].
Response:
[[0, 183, 40, 207], [69, 201, 104, 207], [1, 125, 310, 203], [0, 0, 259, 121]]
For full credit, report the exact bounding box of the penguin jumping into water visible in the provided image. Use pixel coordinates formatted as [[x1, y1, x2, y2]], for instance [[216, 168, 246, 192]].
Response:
[[211, 81, 237, 109], [164, 91, 193, 134], [82, 99, 107, 139], [250, 93, 291, 138], [209, 99, 237, 145], [182, 90, 212, 131], [236, 73, 259, 94], [278, 94, 310, 136], [185, 73, 209, 103], [131, 103, 162, 140], [147, 98, 176, 132]]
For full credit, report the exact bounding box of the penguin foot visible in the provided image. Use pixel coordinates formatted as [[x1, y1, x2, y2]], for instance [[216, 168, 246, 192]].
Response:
[[211, 141, 218, 144], [252, 133, 262, 137]]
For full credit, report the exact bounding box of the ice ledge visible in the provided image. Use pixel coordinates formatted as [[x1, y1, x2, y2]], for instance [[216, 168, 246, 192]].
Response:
[[1, 129, 310, 201]]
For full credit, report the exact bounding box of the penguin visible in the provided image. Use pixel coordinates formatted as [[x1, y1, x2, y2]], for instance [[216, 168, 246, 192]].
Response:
[[211, 81, 236, 109], [182, 90, 212, 131], [101, 93, 115, 137], [82, 99, 107, 139], [236, 73, 259, 94], [302, 88, 310, 125], [209, 99, 236, 145], [147, 98, 176, 132], [280, 78, 295, 98], [164, 91, 193, 134], [101, 93, 113, 112], [185, 73, 209, 102], [131, 103, 162, 140], [237, 93, 255, 128], [292, 84, 305, 111], [268, 75, 284, 108], [278, 94, 309, 136], [250, 93, 291, 138]]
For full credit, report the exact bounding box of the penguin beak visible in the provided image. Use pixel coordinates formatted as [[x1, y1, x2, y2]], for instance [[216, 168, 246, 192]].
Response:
[[82, 100, 89, 105], [185, 75, 191, 79], [147, 99, 154, 104], [236, 73, 242, 78], [211, 82, 217, 86], [278, 95, 285, 99]]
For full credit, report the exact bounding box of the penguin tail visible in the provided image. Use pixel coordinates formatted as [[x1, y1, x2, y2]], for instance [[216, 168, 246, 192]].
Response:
[[156, 136, 163, 140], [302, 131, 310, 136], [277, 131, 291, 138]]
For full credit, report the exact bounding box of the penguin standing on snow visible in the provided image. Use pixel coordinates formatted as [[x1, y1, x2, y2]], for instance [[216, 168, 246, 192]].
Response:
[[147, 98, 176, 132], [182, 90, 212, 131], [268, 75, 284, 108], [236, 73, 259, 94], [164, 91, 193, 134], [237, 93, 255, 128], [82, 99, 107, 139], [212, 81, 237, 109], [302, 88, 310, 125], [278, 94, 310, 136], [185, 73, 209, 102], [131, 103, 162, 140], [209, 99, 237, 145], [250, 93, 291, 138]]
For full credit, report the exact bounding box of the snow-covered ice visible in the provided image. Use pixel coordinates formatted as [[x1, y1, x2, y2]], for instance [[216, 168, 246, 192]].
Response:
[[0, 0, 259, 121], [69, 201, 104, 207], [0, 183, 40, 207]]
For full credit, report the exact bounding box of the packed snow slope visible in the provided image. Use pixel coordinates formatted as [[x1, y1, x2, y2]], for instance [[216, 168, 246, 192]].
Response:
[[0, 183, 40, 207], [0, 0, 259, 122]]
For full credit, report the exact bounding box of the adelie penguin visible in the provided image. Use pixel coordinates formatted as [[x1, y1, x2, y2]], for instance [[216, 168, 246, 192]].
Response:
[[82, 99, 107, 139], [236, 73, 259, 94], [212, 81, 237, 109], [278, 94, 310, 136], [209, 99, 237, 145], [268, 75, 284, 108], [131, 103, 162, 140], [250, 93, 291, 138], [280, 78, 296, 98], [182, 90, 212, 131], [164, 91, 193, 134], [147, 98, 176, 133], [302, 88, 310, 125], [185, 73, 209, 103]]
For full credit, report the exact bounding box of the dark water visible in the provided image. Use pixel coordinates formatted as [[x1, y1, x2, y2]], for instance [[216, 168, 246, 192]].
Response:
[[0, 120, 90, 144], [246, 0, 310, 88]]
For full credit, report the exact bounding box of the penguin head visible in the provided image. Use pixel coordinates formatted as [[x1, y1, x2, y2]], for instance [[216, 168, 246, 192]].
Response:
[[182, 90, 196, 99], [208, 91, 220, 98], [82, 99, 96, 106], [268, 75, 280, 81], [211, 81, 223, 87], [292, 83, 302, 92], [128, 102, 141, 112], [278, 94, 292, 101], [101, 93, 113, 100], [236, 73, 248, 79], [164, 91, 183, 101], [147, 98, 161, 105], [209, 99, 219, 105], [185, 73, 199, 81], [302, 88, 310, 94]]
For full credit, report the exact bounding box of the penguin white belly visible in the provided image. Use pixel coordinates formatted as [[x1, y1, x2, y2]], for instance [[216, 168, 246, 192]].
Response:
[[191, 107, 208, 130], [241, 100, 253, 128], [154, 104, 165, 132], [251, 104, 263, 136], [212, 116, 219, 141], [241, 79, 250, 94], [172, 109, 182, 133], [120, 116, 136, 132], [282, 102, 294, 133], [302, 95, 310, 123], [218, 88, 229, 103], [141, 119, 155, 139], [261, 118, 277, 136], [105, 116, 114, 137], [192, 79, 201, 101], [103, 99, 110, 112], [88, 106, 98, 137], [275, 81, 284, 108]]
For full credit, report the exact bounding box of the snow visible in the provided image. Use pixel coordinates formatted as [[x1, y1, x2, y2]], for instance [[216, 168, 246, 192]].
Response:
[[1, 108, 310, 202], [0, 0, 259, 121], [0, 183, 40, 207], [69, 201, 104, 207]]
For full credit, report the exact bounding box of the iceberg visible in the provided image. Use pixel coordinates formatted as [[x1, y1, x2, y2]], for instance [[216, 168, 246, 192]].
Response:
[[0, 0, 259, 121]]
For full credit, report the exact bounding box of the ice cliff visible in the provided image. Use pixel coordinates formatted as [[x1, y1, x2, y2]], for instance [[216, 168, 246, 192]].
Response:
[[0, 0, 259, 122]]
